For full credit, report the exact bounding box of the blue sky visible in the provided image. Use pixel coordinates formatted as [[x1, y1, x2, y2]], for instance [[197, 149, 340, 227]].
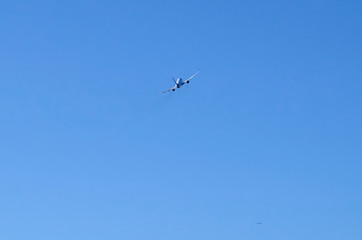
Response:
[[1, 0, 362, 239]]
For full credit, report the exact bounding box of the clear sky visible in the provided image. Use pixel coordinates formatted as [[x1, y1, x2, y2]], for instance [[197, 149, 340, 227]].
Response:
[[1, 0, 362, 239]]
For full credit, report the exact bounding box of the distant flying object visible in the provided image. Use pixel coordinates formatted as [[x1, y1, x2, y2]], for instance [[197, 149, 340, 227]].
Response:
[[161, 71, 200, 93], [257, 222, 262, 225]]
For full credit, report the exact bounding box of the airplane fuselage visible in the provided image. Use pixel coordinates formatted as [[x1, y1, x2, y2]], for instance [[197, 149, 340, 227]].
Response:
[[176, 78, 184, 88]]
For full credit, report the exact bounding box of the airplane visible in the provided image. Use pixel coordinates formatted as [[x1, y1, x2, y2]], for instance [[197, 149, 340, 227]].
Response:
[[161, 71, 200, 93]]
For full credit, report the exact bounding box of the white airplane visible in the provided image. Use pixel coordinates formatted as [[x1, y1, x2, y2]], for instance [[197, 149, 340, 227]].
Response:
[[161, 71, 200, 93]]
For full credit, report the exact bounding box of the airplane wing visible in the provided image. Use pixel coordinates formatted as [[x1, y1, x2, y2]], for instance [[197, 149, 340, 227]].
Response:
[[161, 86, 176, 93], [184, 71, 200, 83]]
